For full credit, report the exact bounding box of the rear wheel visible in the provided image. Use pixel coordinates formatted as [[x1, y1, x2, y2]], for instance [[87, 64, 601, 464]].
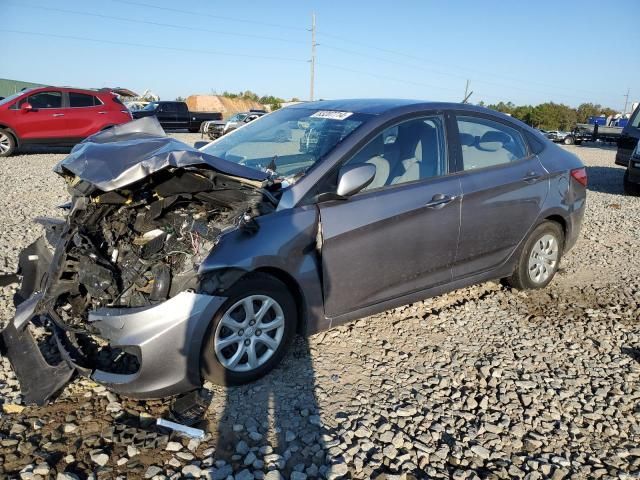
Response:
[[624, 169, 640, 196], [506, 221, 564, 290], [201, 273, 297, 385], [0, 130, 16, 157], [563, 135, 575, 145]]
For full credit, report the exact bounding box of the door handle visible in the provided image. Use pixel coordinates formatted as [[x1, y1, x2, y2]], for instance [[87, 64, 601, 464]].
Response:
[[98, 111, 107, 114], [52, 113, 64, 117], [522, 171, 541, 183], [425, 193, 456, 209]]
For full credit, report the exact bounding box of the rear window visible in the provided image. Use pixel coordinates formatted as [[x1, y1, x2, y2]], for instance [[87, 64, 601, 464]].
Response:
[[69, 92, 101, 107], [112, 96, 125, 106]]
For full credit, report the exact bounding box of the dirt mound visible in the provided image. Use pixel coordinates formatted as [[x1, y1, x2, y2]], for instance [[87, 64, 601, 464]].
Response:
[[186, 95, 265, 118]]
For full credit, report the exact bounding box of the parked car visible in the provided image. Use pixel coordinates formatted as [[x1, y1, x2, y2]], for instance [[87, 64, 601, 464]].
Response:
[[616, 104, 640, 196], [545, 130, 576, 145], [2, 100, 587, 404], [205, 110, 267, 140], [0, 86, 133, 157], [622, 131, 640, 196], [131, 101, 222, 133]]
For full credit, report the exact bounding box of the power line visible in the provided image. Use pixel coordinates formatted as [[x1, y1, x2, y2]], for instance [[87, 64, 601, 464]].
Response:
[[316, 30, 605, 99], [0, 29, 308, 63], [8, 1, 305, 46], [111, 0, 307, 32]]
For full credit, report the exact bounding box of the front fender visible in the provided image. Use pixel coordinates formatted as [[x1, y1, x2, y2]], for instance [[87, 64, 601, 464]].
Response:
[[198, 206, 328, 334]]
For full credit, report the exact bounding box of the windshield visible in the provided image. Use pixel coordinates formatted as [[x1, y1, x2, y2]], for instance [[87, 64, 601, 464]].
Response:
[[0, 90, 33, 107], [229, 113, 247, 123], [202, 107, 369, 183], [142, 102, 159, 111]]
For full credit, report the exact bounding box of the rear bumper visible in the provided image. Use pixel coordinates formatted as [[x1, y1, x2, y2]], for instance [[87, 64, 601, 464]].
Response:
[[4, 291, 226, 402]]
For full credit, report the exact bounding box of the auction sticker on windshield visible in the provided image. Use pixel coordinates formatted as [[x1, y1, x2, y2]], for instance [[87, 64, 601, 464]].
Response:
[[310, 110, 353, 120]]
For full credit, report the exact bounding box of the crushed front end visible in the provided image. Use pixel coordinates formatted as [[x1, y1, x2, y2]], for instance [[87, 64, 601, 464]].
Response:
[[1, 119, 277, 404]]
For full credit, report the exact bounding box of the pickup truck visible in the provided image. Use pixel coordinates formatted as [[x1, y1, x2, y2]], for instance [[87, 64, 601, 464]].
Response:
[[132, 101, 221, 132]]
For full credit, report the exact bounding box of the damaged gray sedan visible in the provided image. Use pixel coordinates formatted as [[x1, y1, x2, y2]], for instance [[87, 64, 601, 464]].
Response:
[[1, 100, 586, 405]]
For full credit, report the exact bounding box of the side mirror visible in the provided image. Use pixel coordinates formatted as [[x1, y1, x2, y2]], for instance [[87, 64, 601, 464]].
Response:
[[21, 102, 33, 112], [193, 141, 209, 149], [336, 163, 376, 197]]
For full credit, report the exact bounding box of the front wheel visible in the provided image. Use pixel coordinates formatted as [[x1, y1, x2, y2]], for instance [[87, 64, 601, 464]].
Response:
[[200, 273, 297, 385], [624, 169, 640, 196], [563, 135, 575, 145], [506, 221, 564, 290], [0, 129, 16, 157]]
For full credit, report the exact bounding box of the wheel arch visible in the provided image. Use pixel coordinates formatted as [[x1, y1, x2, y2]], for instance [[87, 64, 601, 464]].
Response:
[[543, 214, 567, 240], [252, 266, 308, 336], [0, 125, 20, 146]]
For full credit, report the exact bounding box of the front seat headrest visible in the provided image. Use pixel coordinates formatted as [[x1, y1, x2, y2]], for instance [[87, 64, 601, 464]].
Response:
[[478, 131, 511, 152]]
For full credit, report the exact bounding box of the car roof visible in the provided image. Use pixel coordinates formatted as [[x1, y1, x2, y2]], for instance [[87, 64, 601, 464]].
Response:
[[287, 98, 501, 116]]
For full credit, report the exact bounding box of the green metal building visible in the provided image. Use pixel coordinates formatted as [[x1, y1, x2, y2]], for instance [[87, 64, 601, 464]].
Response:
[[0, 78, 46, 98]]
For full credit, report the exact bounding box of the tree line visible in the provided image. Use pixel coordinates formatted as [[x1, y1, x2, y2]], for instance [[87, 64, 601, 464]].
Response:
[[481, 101, 618, 131]]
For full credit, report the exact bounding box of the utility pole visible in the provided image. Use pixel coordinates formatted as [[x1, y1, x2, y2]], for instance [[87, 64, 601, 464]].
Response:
[[309, 12, 317, 102], [623, 88, 630, 114], [462, 79, 473, 103]]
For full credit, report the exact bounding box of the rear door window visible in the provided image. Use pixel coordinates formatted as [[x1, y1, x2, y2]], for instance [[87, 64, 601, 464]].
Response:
[[456, 115, 527, 171], [20, 91, 62, 109], [69, 92, 100, 107]]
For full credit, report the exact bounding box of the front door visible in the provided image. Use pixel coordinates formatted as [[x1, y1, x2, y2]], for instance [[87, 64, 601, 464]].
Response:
[[317, 114, 462, 318], [12, 90, 67, 140], [451, 113, 549, 278]]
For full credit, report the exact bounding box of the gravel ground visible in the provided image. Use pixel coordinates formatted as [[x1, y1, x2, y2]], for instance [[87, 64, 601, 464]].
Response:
[[0, 137, 639, 480]]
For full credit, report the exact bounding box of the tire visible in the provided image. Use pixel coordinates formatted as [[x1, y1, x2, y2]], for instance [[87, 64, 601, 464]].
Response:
[[506, 221, 564, 290], [200, 272, 297, 385], [563, 135, 575, 145], [624, 170, 640, 196], [0, 129, 16, 157]]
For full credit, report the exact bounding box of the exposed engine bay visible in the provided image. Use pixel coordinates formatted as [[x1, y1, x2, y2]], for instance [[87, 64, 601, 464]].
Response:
[[52, 168, 274, 329], [1, 118, 280, 404]]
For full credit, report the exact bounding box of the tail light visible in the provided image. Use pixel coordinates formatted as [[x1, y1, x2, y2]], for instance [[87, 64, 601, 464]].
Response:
[[570, 167, 587, 187]]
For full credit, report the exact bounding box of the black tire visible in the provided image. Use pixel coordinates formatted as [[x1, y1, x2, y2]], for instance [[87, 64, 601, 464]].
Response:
[[506, 221, 564, 290], [0, 129, 17, 157], [563, 135, 575, 145], [200, 272, 297, 385], [624, 170, 640, 196]]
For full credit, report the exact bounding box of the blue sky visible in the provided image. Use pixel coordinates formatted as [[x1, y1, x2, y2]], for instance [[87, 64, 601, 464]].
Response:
[[3, 0, 639, 110]]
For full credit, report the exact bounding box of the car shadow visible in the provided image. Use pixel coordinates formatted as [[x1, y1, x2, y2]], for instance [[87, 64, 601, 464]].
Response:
[[209, 336, 327, 477], [585, 166, 626, 195], [621, 346, 640, 364], [16, 145, 73, 155], [574, 141, 619, 151]]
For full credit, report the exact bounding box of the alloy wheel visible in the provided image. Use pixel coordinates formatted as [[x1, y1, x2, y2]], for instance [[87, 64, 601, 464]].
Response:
[[0, 132, 11, 154], [528, 233, 559, 284], [213, 295, 286, 372]]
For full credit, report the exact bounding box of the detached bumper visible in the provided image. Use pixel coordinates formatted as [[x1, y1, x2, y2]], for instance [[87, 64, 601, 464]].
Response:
[[3, 292, 226, 403], [85, 292, 226, 398]]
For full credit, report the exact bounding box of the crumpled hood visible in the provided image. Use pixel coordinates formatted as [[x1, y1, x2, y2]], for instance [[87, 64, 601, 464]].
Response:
[[54, 117, 269, 192]]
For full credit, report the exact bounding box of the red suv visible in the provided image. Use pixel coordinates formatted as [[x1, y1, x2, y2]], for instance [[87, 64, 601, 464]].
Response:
[[0, 86, 132, 157]]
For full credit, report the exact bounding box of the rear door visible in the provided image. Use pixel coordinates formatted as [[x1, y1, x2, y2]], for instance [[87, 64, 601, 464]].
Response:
[[13, 90, 66, 140], [317, 113, 462, 318], [451, 112, 548, 279], [64, 91, 103, 138], [617, 105, 640, 167]]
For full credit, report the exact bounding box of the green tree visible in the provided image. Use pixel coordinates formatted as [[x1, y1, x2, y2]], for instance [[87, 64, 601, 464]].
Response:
[[175, 96, 185, 102]]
